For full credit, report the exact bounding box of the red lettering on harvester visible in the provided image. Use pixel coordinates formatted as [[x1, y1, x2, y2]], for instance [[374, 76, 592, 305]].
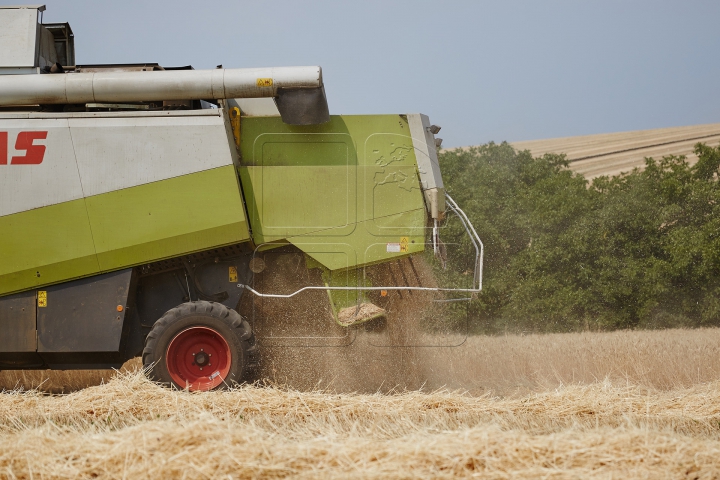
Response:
[[11, 131, 47, 165], [0, 132, 6, 165]]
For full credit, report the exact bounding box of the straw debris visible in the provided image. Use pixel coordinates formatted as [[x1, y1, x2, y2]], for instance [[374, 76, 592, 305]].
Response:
[[0, 370, 717, 477], [1, 327, 720, 478]]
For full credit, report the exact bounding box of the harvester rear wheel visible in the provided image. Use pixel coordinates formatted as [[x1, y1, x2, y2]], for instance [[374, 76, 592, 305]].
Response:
[[142, 301, 257, 391]]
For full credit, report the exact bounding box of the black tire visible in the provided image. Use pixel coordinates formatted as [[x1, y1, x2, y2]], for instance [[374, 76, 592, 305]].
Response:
[[142, 301, 258, 390]]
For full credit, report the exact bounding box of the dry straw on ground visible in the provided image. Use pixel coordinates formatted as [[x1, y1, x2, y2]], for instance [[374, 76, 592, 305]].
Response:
[[1, 370, 720, 478], [0, 328, 720, 477], [4, 326, 720, 395]]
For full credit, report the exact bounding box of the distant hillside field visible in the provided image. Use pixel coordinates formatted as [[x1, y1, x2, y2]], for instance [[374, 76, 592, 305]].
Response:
[[506, 123, 720, 178]]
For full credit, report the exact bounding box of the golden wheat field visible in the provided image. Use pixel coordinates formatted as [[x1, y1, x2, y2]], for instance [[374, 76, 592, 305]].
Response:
[[1, 328, 720, 479]]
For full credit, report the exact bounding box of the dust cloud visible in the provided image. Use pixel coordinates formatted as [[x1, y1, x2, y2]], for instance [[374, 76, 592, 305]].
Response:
[[239, 249, 470, 393]]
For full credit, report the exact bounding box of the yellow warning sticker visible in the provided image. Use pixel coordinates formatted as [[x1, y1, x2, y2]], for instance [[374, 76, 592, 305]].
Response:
[[400, 236, 409, 253], [38, 291, 47, 308], [256, 78, 273, 87], [229, 266, 238, 283]]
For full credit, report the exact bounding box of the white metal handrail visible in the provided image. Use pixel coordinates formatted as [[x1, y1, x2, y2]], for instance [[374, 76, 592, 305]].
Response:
[[238, 192, 484, 298]]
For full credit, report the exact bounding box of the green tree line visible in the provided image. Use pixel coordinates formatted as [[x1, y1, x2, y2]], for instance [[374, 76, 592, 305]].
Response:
[[439, 142, 720, 333]]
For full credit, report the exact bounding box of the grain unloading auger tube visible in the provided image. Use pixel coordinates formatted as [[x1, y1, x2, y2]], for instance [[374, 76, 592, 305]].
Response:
[[239, 193, 484, 326], [0, 66, 329, 125]]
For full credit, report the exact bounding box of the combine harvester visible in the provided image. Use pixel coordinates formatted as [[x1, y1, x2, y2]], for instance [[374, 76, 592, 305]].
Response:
[[0, 5, 483, 390]]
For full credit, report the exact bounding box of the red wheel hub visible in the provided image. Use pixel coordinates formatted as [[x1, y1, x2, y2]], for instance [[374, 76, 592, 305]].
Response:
[[165, 326, 232, 391]]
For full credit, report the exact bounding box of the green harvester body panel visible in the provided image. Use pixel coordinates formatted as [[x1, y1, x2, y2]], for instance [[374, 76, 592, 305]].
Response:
[[0, 110, 252, 297], [0, 166, 250, 296], [238, 114, 426, 271]]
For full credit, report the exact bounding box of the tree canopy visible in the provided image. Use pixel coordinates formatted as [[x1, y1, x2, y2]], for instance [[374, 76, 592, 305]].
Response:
[[439, 142, 720, 333]]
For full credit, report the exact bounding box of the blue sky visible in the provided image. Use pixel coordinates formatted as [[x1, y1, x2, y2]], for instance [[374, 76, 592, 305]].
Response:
[[28, 0, 720, 147]]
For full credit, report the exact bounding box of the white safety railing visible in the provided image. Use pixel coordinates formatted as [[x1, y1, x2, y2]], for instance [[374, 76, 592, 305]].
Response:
[[238, 192, 484, 299]]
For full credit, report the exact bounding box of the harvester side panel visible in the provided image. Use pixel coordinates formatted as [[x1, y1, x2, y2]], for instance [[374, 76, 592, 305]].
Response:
[[0, 291, 36, 352], [0, 110, 251, 297], [37, 268, 133, 353], [238, 115, 427, 271]]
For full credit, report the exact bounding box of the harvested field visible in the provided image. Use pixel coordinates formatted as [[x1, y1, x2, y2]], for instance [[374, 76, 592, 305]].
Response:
[[2, 373, 720, 479], [1, 328, 720, 478], [4, 326, 720, 395], [506, 122, 720, 179]]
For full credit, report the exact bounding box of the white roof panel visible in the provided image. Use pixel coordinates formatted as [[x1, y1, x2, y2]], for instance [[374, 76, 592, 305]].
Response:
[[0, 8, 39, 68]]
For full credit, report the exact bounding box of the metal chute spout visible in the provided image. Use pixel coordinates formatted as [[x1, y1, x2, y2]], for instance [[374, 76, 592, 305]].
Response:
[[274, 85, 330, 125]]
